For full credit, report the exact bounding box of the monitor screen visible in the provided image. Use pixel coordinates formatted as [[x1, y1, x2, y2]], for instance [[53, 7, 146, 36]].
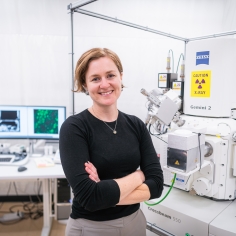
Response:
[[27, 106, 65, 139], [0, 106, 28, 138], [0, 106, 66, 139]]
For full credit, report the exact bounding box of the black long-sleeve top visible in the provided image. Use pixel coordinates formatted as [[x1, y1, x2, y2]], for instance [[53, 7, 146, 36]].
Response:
[[59, 109, 163, 221]]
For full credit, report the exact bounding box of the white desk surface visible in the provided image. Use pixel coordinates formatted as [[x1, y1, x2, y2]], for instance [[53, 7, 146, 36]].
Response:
[[0, 157, 65, 179]]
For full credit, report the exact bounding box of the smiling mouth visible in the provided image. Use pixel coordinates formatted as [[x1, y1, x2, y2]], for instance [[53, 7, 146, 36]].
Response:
[[99, 90, 113, 96]]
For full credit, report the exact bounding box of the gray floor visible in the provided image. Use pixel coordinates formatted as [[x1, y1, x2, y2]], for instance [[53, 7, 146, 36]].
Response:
[[0, 202, 66, 236]]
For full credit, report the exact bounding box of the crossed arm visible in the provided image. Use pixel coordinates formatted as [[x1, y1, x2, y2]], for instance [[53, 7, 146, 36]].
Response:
[[85, 162, 150, 205]]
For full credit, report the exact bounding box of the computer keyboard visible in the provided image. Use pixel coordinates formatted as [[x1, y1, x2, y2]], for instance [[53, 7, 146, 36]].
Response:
[[0, 152, 29, 166], [0, 157, 13, 162]]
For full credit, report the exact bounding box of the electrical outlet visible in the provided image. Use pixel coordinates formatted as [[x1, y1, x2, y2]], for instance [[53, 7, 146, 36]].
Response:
[[0, 212, 24, 222]]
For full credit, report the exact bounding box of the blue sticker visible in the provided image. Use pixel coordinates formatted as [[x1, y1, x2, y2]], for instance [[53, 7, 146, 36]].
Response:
[[196, 51, 210, 65], [176, 178, 184, 183]]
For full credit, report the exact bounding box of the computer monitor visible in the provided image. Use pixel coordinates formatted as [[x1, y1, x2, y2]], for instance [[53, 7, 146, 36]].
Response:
[[0, 106, 28, 138], [0, 106, 66, 140]]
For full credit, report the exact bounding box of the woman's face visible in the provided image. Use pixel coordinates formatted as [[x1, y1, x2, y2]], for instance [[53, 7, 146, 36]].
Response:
[[85, 57, 122, 108]]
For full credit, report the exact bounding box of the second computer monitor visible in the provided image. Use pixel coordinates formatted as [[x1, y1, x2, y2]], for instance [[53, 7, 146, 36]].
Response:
[[27, 106, 66, 139]]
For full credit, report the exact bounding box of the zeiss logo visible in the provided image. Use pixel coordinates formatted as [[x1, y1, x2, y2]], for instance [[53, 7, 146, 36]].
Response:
[[196, 51, 210, 65]]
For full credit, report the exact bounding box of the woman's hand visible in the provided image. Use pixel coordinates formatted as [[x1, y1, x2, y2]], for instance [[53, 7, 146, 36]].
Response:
[[84, 161, 100, 183]]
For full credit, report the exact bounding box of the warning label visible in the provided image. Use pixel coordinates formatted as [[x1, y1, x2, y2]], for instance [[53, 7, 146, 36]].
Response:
[[172, 82, 181, 90], [175, 160, 180, 165], [159, 74, 167, 87], [172, 81, 182, 96], [191, 70, 211, 97]]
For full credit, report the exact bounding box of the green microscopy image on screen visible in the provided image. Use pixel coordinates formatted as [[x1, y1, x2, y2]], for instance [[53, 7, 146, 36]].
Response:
[[34, 109, 58, 134]]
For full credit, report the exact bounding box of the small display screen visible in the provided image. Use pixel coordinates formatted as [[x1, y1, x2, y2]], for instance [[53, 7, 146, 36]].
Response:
[[0, 110, 20, 132], [34, 109, 58, 134]]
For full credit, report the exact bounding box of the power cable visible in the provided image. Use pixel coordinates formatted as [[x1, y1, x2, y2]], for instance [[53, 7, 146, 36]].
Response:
[[144, 173, 176, 206]]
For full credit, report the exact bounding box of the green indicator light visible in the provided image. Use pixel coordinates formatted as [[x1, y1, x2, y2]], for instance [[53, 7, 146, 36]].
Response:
[[185, 233, 190, 236]]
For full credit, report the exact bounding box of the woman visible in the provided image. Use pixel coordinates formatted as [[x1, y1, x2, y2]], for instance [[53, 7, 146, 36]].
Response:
[[59, 48, 163, 236]]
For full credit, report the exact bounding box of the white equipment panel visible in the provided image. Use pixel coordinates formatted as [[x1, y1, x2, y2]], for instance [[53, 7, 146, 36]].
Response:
[[183, 38, 236, 117], [209, 200, 236, 236], [143, 187, 233, 236]]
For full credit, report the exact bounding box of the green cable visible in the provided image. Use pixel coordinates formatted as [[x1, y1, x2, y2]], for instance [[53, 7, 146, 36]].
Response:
[[144, 173, 176, 206]]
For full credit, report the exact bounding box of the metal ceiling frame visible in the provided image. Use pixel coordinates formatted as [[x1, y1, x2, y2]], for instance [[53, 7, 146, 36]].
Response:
[[68, 0, 236, 114]]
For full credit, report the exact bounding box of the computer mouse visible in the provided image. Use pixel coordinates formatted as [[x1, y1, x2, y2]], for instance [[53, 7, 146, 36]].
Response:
[[17, 166, 27, 172]]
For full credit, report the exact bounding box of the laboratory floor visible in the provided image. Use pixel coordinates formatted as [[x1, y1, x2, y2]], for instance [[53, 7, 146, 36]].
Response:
[[0, 202, 66, 236]]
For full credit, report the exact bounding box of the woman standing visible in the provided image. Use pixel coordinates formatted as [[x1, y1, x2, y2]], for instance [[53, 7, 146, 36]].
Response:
[[59, 48, 163, 236]]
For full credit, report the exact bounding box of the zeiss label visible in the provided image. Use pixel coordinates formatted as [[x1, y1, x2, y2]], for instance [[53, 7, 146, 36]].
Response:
[[196, 51, 209, 65]]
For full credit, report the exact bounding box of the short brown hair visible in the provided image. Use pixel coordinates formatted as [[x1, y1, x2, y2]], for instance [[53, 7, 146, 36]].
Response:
[[74, 48, 123, 93]]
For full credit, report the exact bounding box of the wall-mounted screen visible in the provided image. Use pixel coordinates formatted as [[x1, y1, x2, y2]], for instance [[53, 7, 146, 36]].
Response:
[[0, 106, 66, 139]]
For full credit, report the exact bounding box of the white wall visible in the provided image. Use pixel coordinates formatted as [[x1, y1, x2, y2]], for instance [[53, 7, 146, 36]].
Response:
[[1, 0, 236, 120]]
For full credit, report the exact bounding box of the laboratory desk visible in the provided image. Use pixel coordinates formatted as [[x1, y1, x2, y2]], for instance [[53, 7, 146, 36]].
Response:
[[0, 157, 66, 236]]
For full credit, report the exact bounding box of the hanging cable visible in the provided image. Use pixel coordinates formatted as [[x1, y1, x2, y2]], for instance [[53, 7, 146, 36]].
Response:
[[148, 124, 168, 144], [168, 49, 174, 73], [176, 53, 184, 74], [198, 133, 202, 170], [192, 132, 203, 171], [144, 173, 176, 206]]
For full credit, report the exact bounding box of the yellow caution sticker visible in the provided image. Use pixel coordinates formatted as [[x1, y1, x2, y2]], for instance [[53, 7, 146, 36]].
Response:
[[159, 75, 167, 81], [175, 160, 180, 165], [191, 70, 211, 97], [172, 82, 181, 90]]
